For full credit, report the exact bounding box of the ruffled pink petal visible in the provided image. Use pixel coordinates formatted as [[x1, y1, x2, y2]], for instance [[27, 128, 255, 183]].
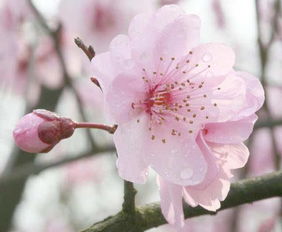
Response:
[[91, 52, 115, 93], [189, 43, 235, 76], [129, 5, 199, 74], [214, 71, 264, 122], [106, 73, 146, 124], [128, 11, 154, 40], [234, 71, 265, 120], [184, 165, 231, 211], [144, 120, 207, 186], [154, 5, 186, 30], [204, 114, 258, 144], [195, 132, 219, 188], [212, 71, 246, 122], [210, 142, 250, 170], [109, 34, 137, 75], [114, 114, 149, 184], [158, 177, 184, 228], [154, 14, 200, 62]]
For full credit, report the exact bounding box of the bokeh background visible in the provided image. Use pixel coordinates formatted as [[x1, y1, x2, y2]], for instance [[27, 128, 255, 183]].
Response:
[[0, 0, 282, 231]]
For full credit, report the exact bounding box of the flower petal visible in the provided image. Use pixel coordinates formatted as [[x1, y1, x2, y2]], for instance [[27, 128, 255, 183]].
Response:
[[114, 115, 149, 184], [106, 73, 146, 124], [144, 120, 207, 186], [214, 71, 264, 122], [195, 132, 219, 188], [91, 52, 115, 93], [234, 71, 264, 120], [210, 142, 250, 170], [109, 34, 137, 75], [158, 177, 184, 228], [189, 43, 235, 76], [184, 165, 231, 211], [154, 14, 200, 62], [204, 114, 258, 144]]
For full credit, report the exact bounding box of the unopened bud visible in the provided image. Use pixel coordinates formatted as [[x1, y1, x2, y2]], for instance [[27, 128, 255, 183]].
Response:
[[13, 109, 75, 153]]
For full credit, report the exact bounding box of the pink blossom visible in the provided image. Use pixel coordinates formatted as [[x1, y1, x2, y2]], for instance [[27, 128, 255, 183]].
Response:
[[59, 0, 155, 53], [158, 71, 264, 228], [91, 4, 264, 228], [13, 110, 75, 153]]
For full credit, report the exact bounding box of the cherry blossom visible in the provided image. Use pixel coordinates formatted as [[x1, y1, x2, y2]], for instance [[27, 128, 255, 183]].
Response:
[[59, 0, 156, 53], [91, 4, 264, 229], [158, 70, 264, 228]]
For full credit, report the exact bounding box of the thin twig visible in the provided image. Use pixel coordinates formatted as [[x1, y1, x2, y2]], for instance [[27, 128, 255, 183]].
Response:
[[75, 122, 117, 134], [255, 0, 282, 226], [28, 0, 98, 150], [255, 118, 282, 129], [0, 146, 115, 186]]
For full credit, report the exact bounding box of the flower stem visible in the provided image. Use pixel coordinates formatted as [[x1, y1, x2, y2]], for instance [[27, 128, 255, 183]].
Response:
[[75, 122, 117, 134]]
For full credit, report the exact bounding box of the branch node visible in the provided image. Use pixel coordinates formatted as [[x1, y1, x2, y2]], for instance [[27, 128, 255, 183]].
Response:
[[74, 37, 96, 61]]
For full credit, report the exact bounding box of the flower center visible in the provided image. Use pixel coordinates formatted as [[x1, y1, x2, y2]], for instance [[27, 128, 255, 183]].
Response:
[[131, 52, 219, 143]]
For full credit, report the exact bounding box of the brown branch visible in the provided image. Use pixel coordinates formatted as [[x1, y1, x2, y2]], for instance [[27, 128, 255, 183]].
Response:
[[0, 146, 115, 186], [82, 171, 282, 232], [255, 118, 282, 129]]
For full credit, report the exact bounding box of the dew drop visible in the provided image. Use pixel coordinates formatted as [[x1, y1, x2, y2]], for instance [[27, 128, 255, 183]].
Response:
[[202, 53, 212, 62], [180, 168, 193, 179]]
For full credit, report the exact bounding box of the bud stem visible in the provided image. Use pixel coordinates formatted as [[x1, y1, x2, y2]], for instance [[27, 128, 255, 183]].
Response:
[[75, 122, 117, 134]]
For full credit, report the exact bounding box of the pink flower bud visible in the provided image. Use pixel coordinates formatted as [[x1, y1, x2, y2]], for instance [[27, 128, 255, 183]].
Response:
[[13, 109, 75, 153]]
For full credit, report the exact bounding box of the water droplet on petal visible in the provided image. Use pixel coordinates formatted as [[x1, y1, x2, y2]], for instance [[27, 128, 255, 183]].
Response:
[[180, 168, 193, 179], [202, 53, 212, 62]]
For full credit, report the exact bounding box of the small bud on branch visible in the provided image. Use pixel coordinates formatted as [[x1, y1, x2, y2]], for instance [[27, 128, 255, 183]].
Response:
[[90, 77, 102, 90], [74, 37, 95, 61], [13, 109, 117, 153], [13, 110, 76, 153]]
